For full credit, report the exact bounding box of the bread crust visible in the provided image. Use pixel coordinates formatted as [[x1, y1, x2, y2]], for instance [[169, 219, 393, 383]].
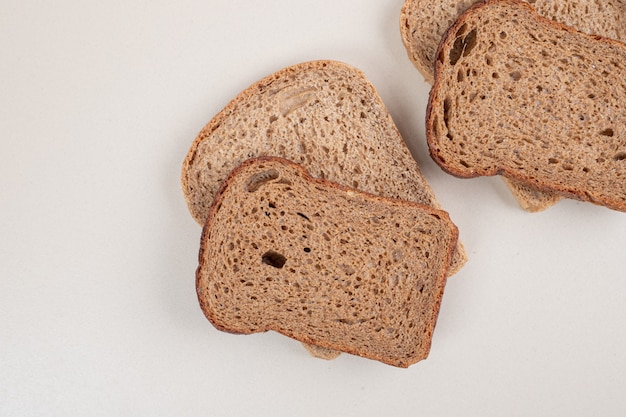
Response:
[[426, 0, 626, 211], [196, 157, 459, 367]]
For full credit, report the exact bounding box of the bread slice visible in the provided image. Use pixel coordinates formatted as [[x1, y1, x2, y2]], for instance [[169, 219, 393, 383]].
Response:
[[196, 157, 459, 368], [181, 60, 466, 273], [400, 0, 626, 211], [426, 0, 626, 212]]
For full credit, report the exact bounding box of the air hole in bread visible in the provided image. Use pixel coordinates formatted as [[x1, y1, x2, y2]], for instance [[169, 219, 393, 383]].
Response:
[[462, 29, 477, 57], [600, 128, 614, 137], [297, 212, 310, 221], [449, 29, 478, 65], [548, 158, 559, 164], [443, 97, 453, 140], [499, 31, 507, 39], [510, 71, 522, 81], [456, 23, 468, 38], [449, 36, 465, 65], [262, 251, 287, 269], [247, 169, 280, 192], [614, 152, 626, 161]]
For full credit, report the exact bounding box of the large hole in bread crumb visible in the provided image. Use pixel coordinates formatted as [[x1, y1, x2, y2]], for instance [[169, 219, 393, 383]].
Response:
[[247, 169, 280, 192], [262, 251, 287, 269], [449, 29, 478, 65], [443, 97, 453, 141]]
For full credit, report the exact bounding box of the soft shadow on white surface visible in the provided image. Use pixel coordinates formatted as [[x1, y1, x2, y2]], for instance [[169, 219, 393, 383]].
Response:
[[1, 1, 625, 416]]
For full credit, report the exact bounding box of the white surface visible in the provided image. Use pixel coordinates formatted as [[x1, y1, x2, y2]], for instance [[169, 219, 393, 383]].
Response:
[[1, 1, 625, 415]]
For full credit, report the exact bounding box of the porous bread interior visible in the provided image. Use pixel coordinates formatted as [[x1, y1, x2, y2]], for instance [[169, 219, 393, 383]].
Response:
[[196, 158, 458, 368], [400, 0, 626, 211], [427, 0, 626, 212], [400, 0, 626, 84], [181, 60, 467, 273], [183, 60, 437, 222]]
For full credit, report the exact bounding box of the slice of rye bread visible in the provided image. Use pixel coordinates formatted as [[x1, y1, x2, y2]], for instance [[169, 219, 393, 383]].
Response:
[[182, 60, 468, 360], [426, 0, 626, 212], [400, 0, 626, 211], [196, 157, 459, 368], [181, 60, 466, 274]]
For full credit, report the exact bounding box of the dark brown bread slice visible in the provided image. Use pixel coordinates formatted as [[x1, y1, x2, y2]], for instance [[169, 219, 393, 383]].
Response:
[[401, 0, 626, 211], [196, 157, 459, 368], [426, 0, 626, 212], [181, 60, 467, 274]]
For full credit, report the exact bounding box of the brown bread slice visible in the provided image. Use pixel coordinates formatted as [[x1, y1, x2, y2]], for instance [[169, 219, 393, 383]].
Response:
[[196, 157, 459, 368], [400, 0, 626, 211], [182, 60, 468, 359], [426, 0, 626, 212]]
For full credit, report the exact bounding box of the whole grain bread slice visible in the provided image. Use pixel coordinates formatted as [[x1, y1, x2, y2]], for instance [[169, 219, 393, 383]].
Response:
[[400, 0, 626, 211], [196, 157, 459, 368], [426, 0, 626, 212], [181, 60, 466, 272]]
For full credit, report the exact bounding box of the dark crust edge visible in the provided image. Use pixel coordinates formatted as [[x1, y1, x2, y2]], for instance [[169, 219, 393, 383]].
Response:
[[196, 156, 460, 368], [425, 0, 626, 212]]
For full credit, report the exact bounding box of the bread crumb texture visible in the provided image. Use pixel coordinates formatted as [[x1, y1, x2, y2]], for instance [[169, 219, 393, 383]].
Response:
[[196, 158, 459, 367], [182, 60, 437, 224], [400, 0, 626, 84], [182, 59, 467, 274], [427, 0, 626, 211]]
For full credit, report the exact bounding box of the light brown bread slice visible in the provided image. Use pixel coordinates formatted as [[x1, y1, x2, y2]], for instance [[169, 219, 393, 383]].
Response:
[[400, 0, 626, 211], [181, 60, 466, 273], [196, 157, 459, 368], [426, 0, 626, 212]]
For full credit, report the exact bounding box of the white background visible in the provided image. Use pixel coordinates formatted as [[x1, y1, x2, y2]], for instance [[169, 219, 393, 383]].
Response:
[[2, 1, 625, 415]]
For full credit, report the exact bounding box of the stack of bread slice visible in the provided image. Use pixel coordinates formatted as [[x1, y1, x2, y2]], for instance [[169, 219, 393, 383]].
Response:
[[401, 0, 626, 211], [418, 0, 626, 212], [182, 60, 465, 367]]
